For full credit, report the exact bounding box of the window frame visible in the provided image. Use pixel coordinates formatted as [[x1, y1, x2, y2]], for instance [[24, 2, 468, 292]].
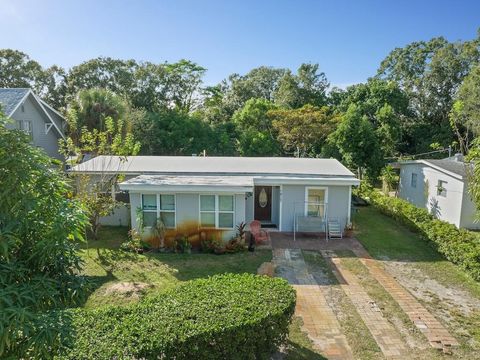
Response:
[[16, 120, 33, 139], [304, 186, 328, 218], [437, 180, 447, 197], [141, 193, 176, 229], [411, 173, 417, 188], [199, 194, 235, 230]]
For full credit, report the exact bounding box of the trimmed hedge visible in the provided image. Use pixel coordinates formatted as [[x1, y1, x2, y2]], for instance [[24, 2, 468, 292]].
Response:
[[58, 274, 296, 359], [365, 190, 480, 281]]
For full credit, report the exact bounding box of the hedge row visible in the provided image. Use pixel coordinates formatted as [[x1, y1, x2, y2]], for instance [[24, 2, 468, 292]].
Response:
[[365, 190, 480, 281], [57, 274, 296, 360]]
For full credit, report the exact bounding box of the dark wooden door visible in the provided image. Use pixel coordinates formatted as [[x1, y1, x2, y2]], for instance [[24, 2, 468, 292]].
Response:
[[254, 186, 272, 221]]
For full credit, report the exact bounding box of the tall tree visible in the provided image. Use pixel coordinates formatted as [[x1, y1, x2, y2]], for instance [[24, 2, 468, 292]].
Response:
[[326, 105, 383, 179], [63, 89, 141, 238], [232, 98, 280, 156], [377, 34, 480, 152], [133, 109, 234, 156], [450, 64, 480, 153], [0, 49, 66, 108], [336, 79, 409, 156], [275, 63, 329, 108], [65, 57, 138, 102], [269, 105, 339, 157]]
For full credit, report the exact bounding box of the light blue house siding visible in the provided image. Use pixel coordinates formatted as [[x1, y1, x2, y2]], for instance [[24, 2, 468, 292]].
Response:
[[129, 192, 246, 240], [123, 184, 352, 240], [280, 185, 351, 232]]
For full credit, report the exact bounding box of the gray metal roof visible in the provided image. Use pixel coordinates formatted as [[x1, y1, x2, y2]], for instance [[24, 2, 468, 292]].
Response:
[[71, 155, 357, 178], [394, 158, 469, 179], [426, 159, 467, 177], [0, 88, 30, 116]]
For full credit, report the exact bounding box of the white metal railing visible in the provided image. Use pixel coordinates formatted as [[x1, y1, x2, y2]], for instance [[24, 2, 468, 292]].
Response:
[[293, 201, 328, 241]]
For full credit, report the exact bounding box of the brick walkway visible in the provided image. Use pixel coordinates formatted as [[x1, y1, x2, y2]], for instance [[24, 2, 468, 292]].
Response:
[[353, 248, 459, 352], [326, 252, 408, 358], [273, 249, 354, 359]]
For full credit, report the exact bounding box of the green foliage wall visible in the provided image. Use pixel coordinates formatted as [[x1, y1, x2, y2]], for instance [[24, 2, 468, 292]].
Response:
[[57, 274, 295, 360], [0, 114, 89, 358]]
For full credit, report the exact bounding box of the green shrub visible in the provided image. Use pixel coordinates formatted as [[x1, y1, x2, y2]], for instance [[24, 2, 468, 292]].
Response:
[[173, 235, 192, 253], [58, 274, 296, 359], [120, 229, 151, 253], [364, 189, 480, 280], [200, 236, 224, 253]]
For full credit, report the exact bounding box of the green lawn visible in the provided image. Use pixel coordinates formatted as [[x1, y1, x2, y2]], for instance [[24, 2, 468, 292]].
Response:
[[353, 206, 480, 297], [79, 226, 272, 308]]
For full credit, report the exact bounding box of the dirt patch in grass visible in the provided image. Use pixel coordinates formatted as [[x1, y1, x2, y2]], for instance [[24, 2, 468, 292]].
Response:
[[105, 281, 152, 298]]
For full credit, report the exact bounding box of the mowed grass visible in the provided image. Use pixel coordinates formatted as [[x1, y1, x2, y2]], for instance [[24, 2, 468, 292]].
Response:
[[79, 226, 272, 308]]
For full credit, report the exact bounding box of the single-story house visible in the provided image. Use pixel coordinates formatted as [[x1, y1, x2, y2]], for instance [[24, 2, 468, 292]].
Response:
[[70, 155, 360, 240], [395, 154, 479, 229], [0, 88, 66, 160]]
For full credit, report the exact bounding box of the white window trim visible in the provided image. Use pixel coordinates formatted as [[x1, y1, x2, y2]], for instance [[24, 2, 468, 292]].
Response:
[[437, 180, 447, 197], [45, 123, 53, 134], [304, 186, 328, 218], [199, 194, 235, 230], [141, 193, 176, 229]]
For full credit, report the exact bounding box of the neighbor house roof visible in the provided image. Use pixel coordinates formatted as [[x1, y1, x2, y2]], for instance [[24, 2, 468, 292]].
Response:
[[0, 88, 65, 139], [71, 155, 358, 179], [393, 159, 468, 180], [0, 88, 30, 115]]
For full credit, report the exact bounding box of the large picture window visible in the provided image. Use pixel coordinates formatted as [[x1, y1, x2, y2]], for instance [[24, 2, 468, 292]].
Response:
[[200, 194, 235, 229], [305, 187, 327, 218], [142, 194, 176, 228]]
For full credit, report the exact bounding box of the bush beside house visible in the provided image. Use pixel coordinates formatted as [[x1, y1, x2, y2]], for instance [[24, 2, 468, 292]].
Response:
[[57, 274, 296, 360], [364, 189, 480, 281]]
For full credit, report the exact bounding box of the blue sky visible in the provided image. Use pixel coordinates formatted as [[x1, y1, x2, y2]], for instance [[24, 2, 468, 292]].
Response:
[[1, 0, 479, 87]]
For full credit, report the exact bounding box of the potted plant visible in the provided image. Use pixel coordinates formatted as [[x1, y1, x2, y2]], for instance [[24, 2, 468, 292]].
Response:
[[344, 223, 354, 237]]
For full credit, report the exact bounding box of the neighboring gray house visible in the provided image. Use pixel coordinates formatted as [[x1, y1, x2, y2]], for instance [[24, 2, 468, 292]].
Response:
[[395, 155, 479, 229], [0, 88, 66, 160], [71, 156, 360, 240]]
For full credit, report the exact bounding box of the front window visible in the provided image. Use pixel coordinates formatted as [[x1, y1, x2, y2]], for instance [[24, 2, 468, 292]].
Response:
[[306, 188, 326, 218], [142, 194, 176, 228], [200, 194, 235, 229]]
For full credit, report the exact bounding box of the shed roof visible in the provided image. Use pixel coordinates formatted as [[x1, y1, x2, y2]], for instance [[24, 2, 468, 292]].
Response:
[[71, 155, 357, 178], [393, 159, 468, 180]]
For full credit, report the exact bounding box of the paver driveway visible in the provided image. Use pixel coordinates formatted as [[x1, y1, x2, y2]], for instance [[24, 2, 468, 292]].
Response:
[[273, 248, 353, 359], [271, 234, 459, 359]]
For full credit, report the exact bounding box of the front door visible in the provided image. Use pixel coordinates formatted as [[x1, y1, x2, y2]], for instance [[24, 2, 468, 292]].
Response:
[[254, 186, 272, 221]]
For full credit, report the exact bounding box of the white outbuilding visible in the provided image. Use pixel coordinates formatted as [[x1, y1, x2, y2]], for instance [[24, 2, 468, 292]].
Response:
[[395, 155, 479, 229]]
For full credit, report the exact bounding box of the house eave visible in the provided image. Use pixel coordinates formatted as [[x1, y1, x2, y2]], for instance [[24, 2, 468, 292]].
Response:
[[119, 184, 253, 193]]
